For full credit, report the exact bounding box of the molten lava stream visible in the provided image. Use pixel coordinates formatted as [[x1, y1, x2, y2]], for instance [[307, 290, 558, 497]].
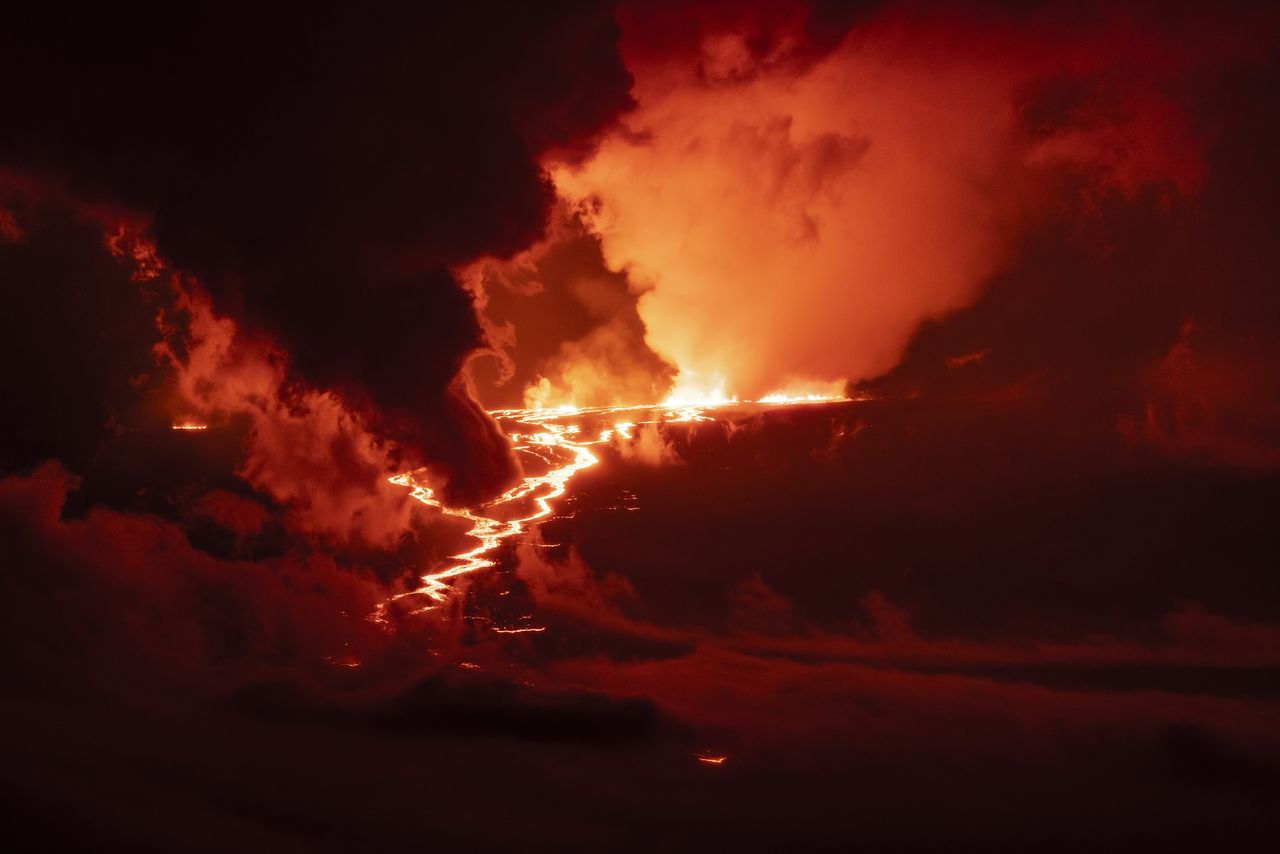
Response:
[[372, 409, 612, 623], [372, 393, 848, 623]]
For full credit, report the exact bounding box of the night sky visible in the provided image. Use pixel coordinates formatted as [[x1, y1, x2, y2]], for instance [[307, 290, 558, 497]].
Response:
[[3, 2, 1280, 851]]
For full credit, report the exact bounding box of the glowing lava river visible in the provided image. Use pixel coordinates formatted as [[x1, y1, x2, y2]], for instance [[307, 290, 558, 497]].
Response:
[[372, 394, 847, 623]]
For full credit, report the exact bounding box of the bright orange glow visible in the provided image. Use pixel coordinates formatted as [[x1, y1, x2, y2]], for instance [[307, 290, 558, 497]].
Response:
[[170, 421, 208, 431], [755, 380, 849, 406], [543, 15, 1208, 406], [373, 394, 849, 619], [661, 374, 737, 409], [694, 750, 728, 766], [548, 22, 1025, 403]]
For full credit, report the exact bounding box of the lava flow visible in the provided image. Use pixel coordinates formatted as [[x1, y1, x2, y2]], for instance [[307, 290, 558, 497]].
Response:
[[372, 393, 847, 622]]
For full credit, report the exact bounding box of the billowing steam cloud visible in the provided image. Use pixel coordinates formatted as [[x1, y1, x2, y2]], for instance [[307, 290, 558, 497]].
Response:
[[548, 3, 1227, 401], [463, 205, 676, 409]]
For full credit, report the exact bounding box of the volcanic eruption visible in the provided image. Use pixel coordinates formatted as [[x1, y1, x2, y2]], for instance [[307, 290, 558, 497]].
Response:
[[3, 1, 1280, 851]]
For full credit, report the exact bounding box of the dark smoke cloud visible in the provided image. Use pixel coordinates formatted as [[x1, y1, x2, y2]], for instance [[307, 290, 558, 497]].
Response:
[[0, 2, 634, 500], [0, 195, 165, 480]]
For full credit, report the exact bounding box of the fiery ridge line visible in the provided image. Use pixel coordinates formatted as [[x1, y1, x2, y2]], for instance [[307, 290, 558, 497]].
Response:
[[371, 393, 847, 623]]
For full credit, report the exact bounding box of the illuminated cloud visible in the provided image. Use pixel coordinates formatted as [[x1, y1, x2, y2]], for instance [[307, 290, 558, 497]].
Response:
[[550, 3, 1233, 400], [463, 206, 676, 410]]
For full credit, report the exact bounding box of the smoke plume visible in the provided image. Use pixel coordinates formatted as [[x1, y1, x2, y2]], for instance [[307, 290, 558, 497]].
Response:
[[549, 1, 1240, 400]]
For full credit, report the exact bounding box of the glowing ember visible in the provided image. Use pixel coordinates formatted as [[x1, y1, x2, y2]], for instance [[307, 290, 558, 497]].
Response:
[[695, 750, 729, 765], [373, 393, 850, 621], [171, 421, 208, 431]]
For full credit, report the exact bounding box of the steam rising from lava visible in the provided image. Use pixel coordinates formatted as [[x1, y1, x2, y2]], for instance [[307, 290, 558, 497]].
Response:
[[546, 4, 1218, 402]]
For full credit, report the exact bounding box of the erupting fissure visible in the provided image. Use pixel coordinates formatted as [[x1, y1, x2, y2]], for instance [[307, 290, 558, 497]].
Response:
[[371, 392, 847, 623]]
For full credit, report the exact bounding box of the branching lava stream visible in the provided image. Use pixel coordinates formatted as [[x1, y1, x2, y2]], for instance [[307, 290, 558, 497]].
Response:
[[371, 394, 847, 623]]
